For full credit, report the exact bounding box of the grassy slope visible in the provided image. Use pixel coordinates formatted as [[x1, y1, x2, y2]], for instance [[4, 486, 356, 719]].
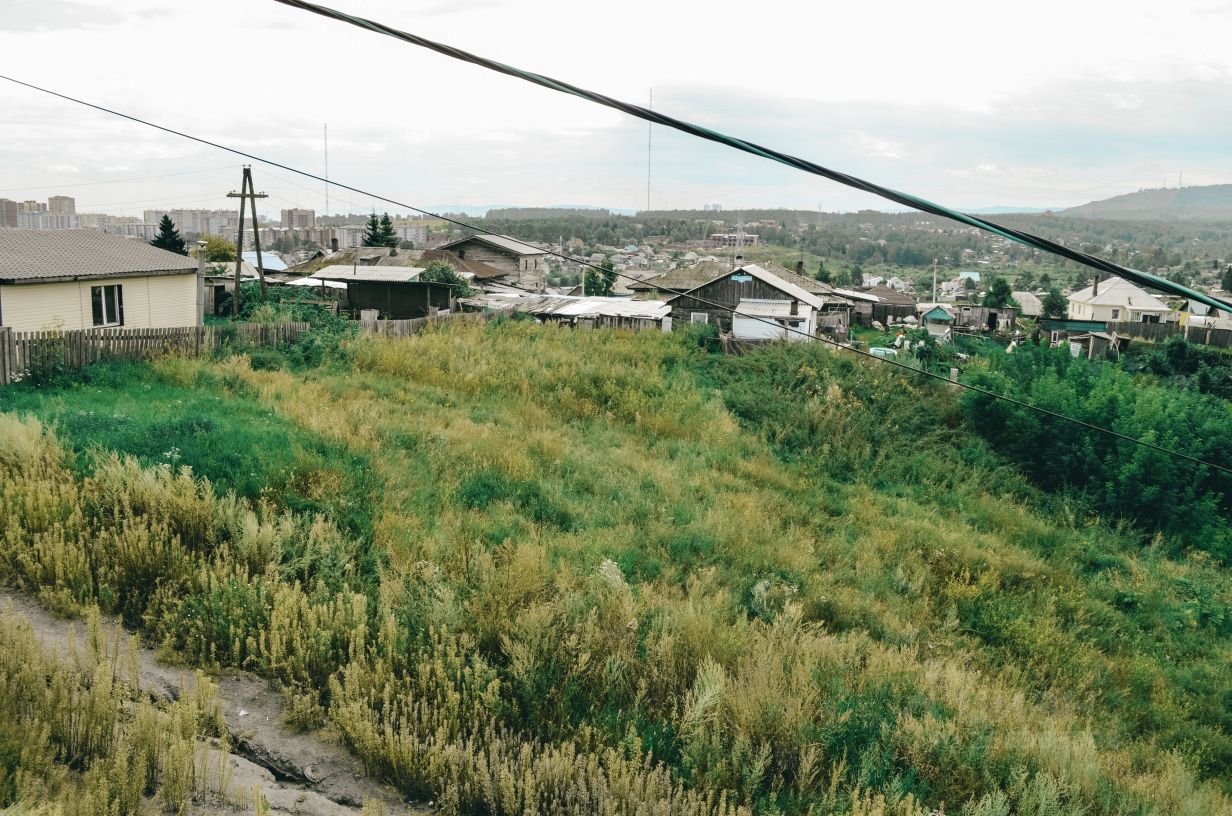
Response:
[[0, 321, 1228, 815]]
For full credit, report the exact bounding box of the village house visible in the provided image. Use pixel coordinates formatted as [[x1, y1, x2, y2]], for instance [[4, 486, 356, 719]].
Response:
[[1012, 291, 1042, 318], [665, 263, 824, 339], [0, 229, 199, 331], [1068, 276, 1171, 323], [436, 234, 547, 292]]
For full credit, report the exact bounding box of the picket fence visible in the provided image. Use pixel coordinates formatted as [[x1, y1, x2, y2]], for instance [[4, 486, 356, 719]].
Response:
[[0, 322, 311, 385]]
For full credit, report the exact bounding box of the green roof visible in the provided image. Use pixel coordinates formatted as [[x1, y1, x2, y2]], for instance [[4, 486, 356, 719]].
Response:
[[922, 306, 954, 322]]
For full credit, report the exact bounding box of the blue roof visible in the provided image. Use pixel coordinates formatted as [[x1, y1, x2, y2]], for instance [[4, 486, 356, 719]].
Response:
[[243, 251, 287, 272], [959, 271, 981, 281]]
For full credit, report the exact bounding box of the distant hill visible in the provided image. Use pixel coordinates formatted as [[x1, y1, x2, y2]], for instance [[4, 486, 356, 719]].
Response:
[[1063, 184, 1232, 221]]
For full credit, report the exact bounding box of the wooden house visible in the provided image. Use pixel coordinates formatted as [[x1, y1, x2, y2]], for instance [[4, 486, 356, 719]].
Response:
[[666, 263, 823, 337], [952, 303, 1017, 332], [436, 234, 547, 292]]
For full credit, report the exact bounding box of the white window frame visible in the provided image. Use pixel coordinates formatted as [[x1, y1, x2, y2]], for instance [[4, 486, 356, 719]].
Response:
[[91, 284, 124, 327], [690, 312, 709, 325]]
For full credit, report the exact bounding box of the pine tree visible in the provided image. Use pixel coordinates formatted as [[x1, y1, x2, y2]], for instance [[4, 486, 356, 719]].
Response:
[[150, 215, 187, 255], [378, 213, 398, 248], [815, 260, 831, 284], [361, 213, 382, 247]]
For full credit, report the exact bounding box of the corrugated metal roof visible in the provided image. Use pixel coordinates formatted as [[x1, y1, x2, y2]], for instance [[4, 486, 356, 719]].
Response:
[[0, 228, 197, 282], [285, 276, 347, 290], [695, 264, 824, 310], [1012, 291, 1042, 315], [462, 293, 669, 319], [735, 299, 808, 319], [439, 234, 546, 256], [310, 265, 424, 283], [243, 251, 288, 272]]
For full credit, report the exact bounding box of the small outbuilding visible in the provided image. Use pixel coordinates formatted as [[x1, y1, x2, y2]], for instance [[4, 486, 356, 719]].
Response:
[[311, 266, 455, 318], [921, 305, 954, 340]]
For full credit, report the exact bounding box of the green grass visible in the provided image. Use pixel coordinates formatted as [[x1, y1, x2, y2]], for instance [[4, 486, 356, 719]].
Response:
[[0, 323, 1229, 815], [0, 359, 377, 540]]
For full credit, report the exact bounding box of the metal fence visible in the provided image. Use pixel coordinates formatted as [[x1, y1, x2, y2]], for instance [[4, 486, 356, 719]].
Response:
[[0, 322, 311, 385]]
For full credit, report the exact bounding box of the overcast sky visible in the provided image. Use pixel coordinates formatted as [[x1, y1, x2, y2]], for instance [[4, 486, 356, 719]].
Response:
[[2, 0, 1230, 219]]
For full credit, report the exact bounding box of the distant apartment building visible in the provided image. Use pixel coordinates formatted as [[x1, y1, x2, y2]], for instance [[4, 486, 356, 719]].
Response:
[[47, 196, 76, 214], [19, 201, 47, 213], [396, 224, 428, 245], [143, 209, 238, 237], [709, 232, 759, 247], [17, 211, 80, 229], [0, 199, 16, 228], [280, 208, 315, 229]]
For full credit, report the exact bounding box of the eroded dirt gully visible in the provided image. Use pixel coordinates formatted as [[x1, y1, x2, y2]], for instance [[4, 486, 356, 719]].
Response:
[[0, 588, 422, 815]]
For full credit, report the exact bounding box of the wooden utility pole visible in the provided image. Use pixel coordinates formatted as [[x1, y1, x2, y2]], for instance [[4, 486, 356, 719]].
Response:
[[226, 166, 269, 317]]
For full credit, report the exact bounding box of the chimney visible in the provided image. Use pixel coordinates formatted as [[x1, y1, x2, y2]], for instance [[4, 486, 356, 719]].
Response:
[[330, 237, 339, 252], [795, 260, 805, 275], [1093, 273, 1100, 297], [734, 254, 744, 268], [790, 299, 798, 316]]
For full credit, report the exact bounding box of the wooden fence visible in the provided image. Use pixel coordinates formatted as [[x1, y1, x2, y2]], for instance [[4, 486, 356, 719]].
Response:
[[359, 311, 496, 338], [1106, 321, 1232, 348], [0, 322, 310, 385]]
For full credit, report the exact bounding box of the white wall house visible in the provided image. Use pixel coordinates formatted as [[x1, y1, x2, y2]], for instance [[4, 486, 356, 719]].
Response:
[[0, 229, 199, 332], [1067, 277, 1171, 323]]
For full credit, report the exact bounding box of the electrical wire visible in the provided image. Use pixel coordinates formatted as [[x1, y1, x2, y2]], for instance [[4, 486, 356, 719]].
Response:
[[0, 165, 238, 194], [268, 0, 1232, 316], [1, 73, 1229, 478]]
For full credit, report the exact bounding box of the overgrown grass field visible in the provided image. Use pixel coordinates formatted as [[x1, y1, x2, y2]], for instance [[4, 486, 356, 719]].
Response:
[[0, 319, 1228, 815]]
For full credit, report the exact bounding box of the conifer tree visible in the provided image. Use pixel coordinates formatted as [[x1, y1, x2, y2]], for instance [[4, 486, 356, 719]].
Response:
[[361, 212, 382, 247], [378, 213, 398, 248], [150, 215, 187, 255]]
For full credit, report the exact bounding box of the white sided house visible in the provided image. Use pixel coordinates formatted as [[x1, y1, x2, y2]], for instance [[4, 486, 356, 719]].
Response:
[[0, 230, 199, 332], [1067, 276, 1171, 324]]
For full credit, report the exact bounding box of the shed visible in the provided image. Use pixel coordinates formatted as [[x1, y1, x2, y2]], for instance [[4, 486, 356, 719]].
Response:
[[312, 266, 455, 318], [921, 305, 954, 340]]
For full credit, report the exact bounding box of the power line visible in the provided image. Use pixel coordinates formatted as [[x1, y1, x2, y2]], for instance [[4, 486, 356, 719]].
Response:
[[0, 165, 237, 194], [0, 73, 1228, 478], [268, 0, 1232, 316]]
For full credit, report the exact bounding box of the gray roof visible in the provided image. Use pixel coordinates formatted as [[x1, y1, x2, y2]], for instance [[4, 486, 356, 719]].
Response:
[[438, 234, 546, 256], [0, 229, 197, 283], [736, 299, 809, 319], [310, 264, 424, 283]]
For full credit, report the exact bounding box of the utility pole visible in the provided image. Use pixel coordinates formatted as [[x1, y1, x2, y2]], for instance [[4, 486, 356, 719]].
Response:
[[227, 165, 269, 316], [323, 123, 330, 217], [932, 258, 938, 302]]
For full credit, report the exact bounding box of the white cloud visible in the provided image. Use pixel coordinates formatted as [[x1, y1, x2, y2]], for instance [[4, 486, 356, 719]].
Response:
[[47, 163, 80, 174]]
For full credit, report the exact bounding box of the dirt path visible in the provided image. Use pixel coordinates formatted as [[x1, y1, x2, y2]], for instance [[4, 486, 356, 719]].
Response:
[[0, 589, 421, 816]]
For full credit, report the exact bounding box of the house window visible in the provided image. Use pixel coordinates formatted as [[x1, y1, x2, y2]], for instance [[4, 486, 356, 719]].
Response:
[[690, 312, 709, 325], [1111, 308, 1120, 320], [91, 284, 124, 327]]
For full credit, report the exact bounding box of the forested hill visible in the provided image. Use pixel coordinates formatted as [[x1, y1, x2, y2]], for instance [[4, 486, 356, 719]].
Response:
[[1063, 184, 1232, 221]]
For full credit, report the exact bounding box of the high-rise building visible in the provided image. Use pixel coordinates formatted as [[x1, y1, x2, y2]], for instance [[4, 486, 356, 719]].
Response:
[[280, 208, 315, 229], [0, 199, 16, 228], [19, 200, 47, 213], [48, 195, 76, 214]]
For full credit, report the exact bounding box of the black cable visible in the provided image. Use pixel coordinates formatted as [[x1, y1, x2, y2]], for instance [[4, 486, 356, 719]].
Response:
[[1, 72, 1229, 478], [268, 0, 1232, 316]]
